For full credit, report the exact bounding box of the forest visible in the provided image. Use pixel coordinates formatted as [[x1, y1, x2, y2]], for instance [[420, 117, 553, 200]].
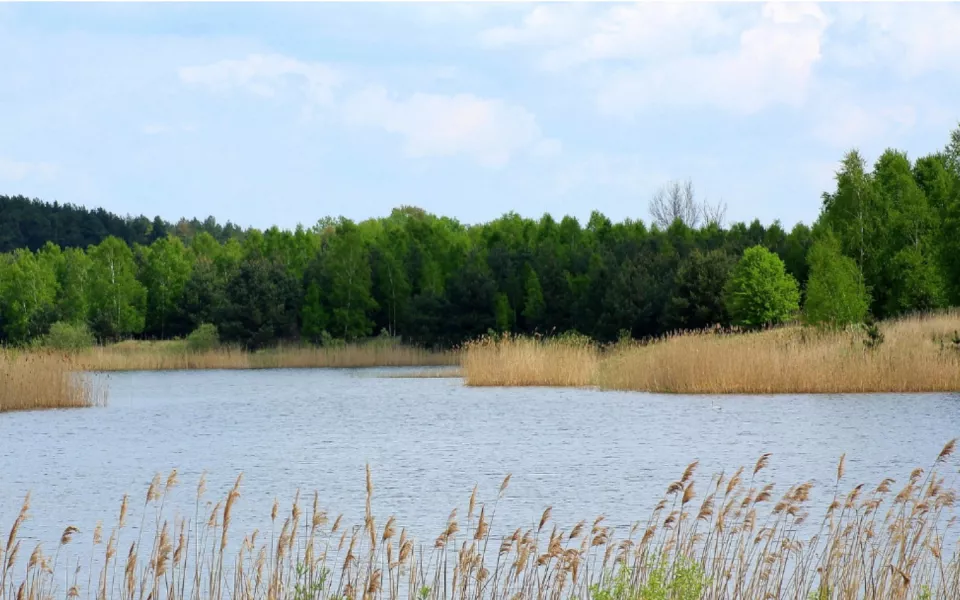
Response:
[[1, 125, 959, 350]]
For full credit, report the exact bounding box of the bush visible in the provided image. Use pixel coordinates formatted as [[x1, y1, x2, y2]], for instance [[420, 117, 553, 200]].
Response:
[[724, 245, 800, 328], [319, 330, 346, 348], [40, 321, 95, 351], [186, 323, 220, 353], [589, 557, 707, 600]]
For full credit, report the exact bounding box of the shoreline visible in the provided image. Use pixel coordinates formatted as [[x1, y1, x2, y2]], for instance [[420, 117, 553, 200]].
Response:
[[5, 311, 960, 412], [461, 311, 960, 395]]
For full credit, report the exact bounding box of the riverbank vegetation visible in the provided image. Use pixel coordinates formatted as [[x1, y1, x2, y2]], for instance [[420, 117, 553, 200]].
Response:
[[0, 352, 106, 413], [2, 441, 958, 599], [2, 126, 959, 355], [464, 311, 960, 394], [72, 337, 458, 372]]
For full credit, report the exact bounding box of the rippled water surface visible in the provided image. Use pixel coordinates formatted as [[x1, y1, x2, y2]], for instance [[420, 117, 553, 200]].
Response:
[[2, 368, 959, 546]]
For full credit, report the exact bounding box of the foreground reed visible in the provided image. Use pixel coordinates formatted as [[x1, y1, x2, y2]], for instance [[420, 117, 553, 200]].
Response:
[[4, 441, 960, 600], [464, 312, 960, 394], [0, 352, 106, 413], [71, 342, 459, 372]]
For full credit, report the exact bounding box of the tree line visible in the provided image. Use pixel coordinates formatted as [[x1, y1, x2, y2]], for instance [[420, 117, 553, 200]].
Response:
[[1, 125, 959, 349]]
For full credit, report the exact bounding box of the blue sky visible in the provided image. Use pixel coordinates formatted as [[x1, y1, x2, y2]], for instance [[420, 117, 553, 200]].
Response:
[[1, 2, 958, 231]]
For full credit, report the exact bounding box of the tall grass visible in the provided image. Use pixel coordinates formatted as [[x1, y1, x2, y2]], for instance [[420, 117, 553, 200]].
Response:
[[4, 442, 960, 599], [464, 312, 960, 394], [0, 352, 107, 413], [70, 341, 459, 372], [461, 334, 599, 388]]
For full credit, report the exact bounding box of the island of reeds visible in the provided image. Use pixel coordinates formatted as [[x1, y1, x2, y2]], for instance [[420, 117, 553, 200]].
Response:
[[461, 311, 960, 394], [2, 125, 960, 395], [0, 352, 106, 413], [2, 440, 959, 600]]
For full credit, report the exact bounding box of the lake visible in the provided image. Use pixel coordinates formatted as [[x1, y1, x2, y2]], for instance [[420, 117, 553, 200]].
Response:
[[2, 368, 959, 552]]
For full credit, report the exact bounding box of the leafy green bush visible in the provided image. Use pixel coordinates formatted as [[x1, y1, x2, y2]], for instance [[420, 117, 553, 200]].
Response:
[[589, 557, 708, 600], [319, 330, 346, 348], [553, 330, 595, 347], [40, 321, 95, 351], [725, 245, 800, 328], [186, 323, 220, 353]]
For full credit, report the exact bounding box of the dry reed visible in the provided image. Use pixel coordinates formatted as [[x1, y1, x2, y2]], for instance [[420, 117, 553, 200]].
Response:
[[4, 442, 960, 599], [70, 342, 459, 372], [461, 335, 598, 388], [0, 351, 106, 413], [464, 312, 960, 394]]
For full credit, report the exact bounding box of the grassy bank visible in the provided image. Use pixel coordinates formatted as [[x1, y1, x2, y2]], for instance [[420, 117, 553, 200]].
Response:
[[66, 340, 459, 372], [463, 312, 960, 394], [0, 352, 107, 413], [3, 441, 959, 599]]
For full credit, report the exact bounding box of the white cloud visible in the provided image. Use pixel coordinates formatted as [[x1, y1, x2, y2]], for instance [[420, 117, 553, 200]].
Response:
[[600, 4, 829, 117], [480, 5, 591, 52], [0, 157, 58, 182], [826, 4, 960, 78], [179, 53, 341, 106], [342, 86, 557, 167], [180, 53, 555, 167], [482, 3, 829, 117], [481, 4, 741, 71]]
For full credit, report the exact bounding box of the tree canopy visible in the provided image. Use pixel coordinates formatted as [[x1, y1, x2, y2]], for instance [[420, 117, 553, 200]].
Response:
[[803, 232, 871, 327], [1, 123, 959, 348]]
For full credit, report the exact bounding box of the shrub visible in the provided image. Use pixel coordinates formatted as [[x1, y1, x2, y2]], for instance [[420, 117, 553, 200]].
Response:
[[590, 557, 707, 600], [40, 321, 95, 351], [186, 323, 220, 353], [724, 245, 800, 328]]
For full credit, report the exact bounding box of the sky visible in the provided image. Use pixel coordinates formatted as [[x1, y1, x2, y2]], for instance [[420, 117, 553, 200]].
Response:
[[1, 2, 959, 231]]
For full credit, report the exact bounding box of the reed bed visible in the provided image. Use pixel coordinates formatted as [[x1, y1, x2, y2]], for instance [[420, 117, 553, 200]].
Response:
[[0, 352, 106, 413], [72, 342, 459, 372], [464, 312, 960, 394], [461, 335, 599, 387], [4, 442, 960, 600]]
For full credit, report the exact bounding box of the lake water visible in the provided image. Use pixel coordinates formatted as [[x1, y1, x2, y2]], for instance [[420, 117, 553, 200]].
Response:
[[2, 368, 960, 552]]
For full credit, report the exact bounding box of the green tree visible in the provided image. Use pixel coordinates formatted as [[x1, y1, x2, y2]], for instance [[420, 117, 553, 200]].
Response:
[[87, 236, 147, 340], [521, 268, 546, 331], [316, 220, 378, 340], [141, 235, 194, 338], [300, 281, 328, 343], [724, 246, 800, 328], [494, 292, 513, 333], [803, 233, 871, 327], [599, 250, 673, 340], [218, 259, 301, 349], [445, 251, 497, 342], [944, 122, 960, 177], [370, 231, 412, 337], [0, 248, 59, 343], [819, 150, 890, 314], [178, 258, 226, 331], [666, 249, 733, 330], [56, 247, 92, 325], [886, 246, 947, 315]]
